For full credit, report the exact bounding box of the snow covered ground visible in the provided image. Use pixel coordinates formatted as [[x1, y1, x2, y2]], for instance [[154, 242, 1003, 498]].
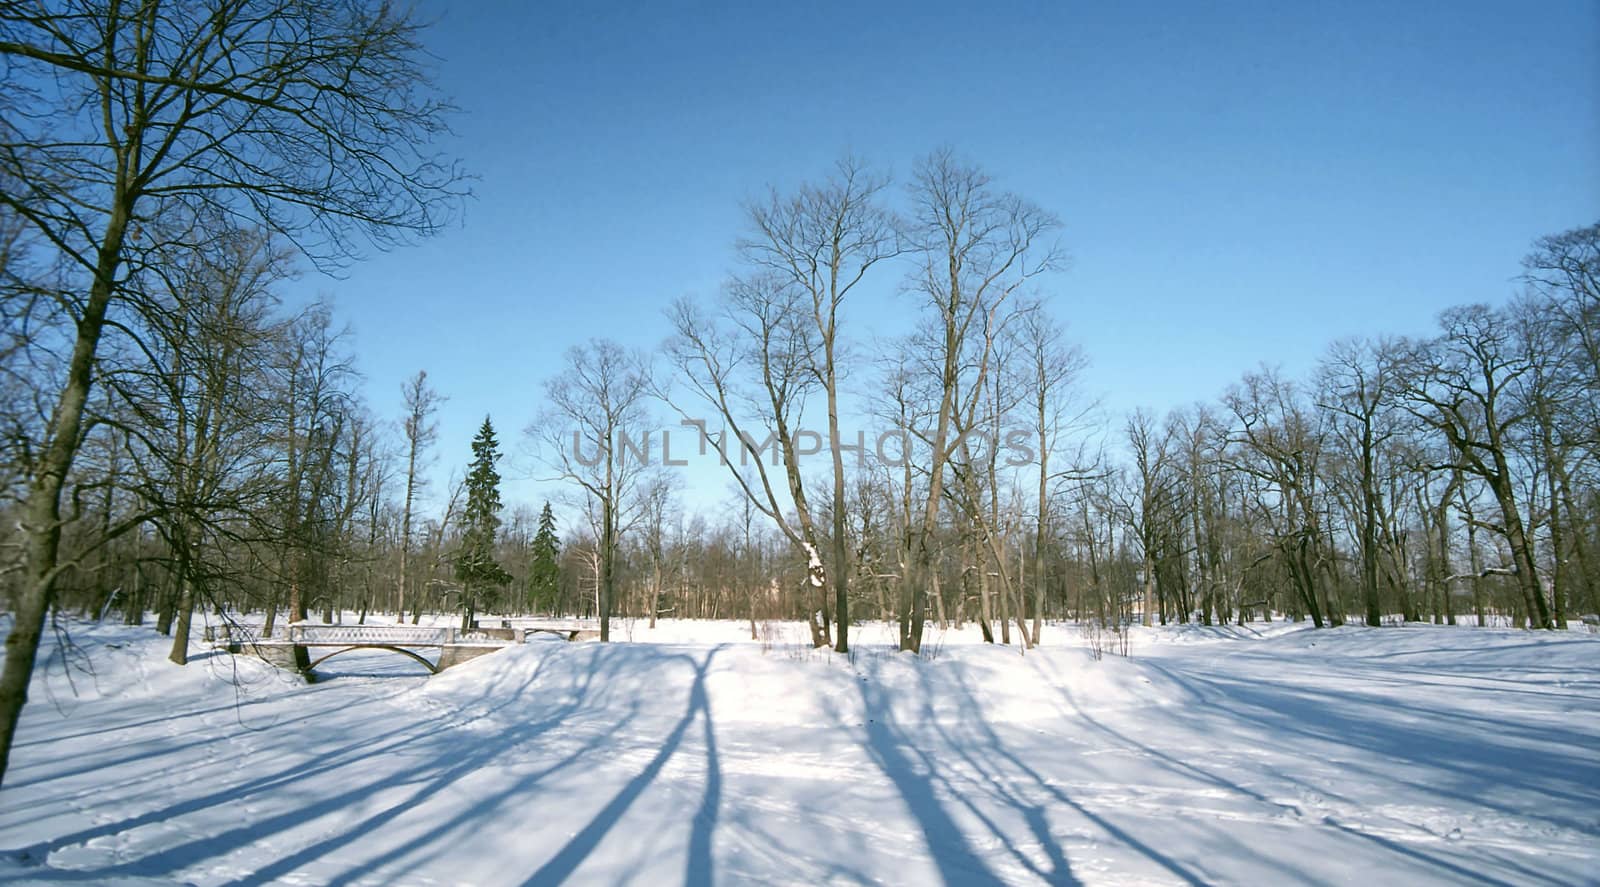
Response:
[[1, 617, 1596, 885]]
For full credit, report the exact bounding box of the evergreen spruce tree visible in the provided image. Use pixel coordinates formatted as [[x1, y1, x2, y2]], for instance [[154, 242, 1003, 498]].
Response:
[[528, 502, 562, 614], [455, 417, 512, 630]]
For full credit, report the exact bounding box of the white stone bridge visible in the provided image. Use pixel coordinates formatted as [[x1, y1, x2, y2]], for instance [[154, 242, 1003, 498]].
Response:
[[212, 622, 535, 678]]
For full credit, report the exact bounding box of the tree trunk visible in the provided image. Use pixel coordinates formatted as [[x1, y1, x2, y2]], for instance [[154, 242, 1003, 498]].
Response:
[[400, 438, 417, 620], [649, 561, 661, 630], [263, 588, 281, 637], [1438, 501, 1455, 626], [1546, 454, 1568, 628], [169, 571, 195, 666], [168, 512, 196, 665], [1490, 467, 1552, 628], [600, 498, 614, 642], [1361, 448, 1382, 627], [123, 561, 145, 626], [156, 576, 177, 635], [1142, 552, 1156, 628], [0, 194, 130, 787], [995, 550, 1011, 645], [1556, 473, 1596, 620], [826, 358, 850, 654]]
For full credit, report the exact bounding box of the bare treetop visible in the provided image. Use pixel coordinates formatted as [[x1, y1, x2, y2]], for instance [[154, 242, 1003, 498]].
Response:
[[0, 0, 469, 272]]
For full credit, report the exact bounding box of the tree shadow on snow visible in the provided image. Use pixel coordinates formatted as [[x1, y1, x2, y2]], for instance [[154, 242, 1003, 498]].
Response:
[[520, 646, 723, 887], [10, 648, 632, 883], [1072, 656, 1597, 885]]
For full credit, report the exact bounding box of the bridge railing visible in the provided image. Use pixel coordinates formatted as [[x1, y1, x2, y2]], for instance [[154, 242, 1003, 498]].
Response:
[[204, 622, 272, 644], [500, 617, 599, 631], [287, 624, 458, 646]]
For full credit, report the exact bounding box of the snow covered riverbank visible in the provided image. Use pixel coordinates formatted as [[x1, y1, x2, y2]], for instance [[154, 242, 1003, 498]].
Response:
[[2, 619, 1596, 885]]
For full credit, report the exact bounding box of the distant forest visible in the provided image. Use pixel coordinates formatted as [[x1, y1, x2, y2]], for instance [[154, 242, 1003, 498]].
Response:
[[8, 153, 1596, 661]]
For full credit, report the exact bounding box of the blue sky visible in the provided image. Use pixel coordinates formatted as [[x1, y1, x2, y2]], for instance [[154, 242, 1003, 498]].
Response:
[[288, 0, 1599, 520]]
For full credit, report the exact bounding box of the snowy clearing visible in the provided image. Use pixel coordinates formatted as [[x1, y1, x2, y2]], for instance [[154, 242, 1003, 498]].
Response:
[[1, 619, 1597, 885]]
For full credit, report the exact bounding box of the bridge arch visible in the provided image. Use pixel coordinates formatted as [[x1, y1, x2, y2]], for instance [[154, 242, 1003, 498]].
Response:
[[305, 644, 439, 674]]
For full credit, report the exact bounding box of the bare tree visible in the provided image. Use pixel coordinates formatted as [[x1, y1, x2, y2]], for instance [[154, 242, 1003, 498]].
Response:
[[1517, 225, 1600, 621], [635, 474, 681, 629], [1116, 409, 1179, 625], [1522, 222, 1600, 407], [946, 299, 1035, 646], [664, 279, 836, 647], [1402, 306, 1553, 628], [0, 0, 465, 785], [1226, 368, 1334, 627], [739, 156, 899, 653], [897, 150, 1063, 652], [873, 345, 938, 628], [398, 371, 444, 621], [1012, 302, 1091, 642], [1508, 297, 1589, 627], [119, 225, 288, 664], [417, 472, 465, 623], [269, 306, 357, 632], [535, 340, 652, 642], [1316, 337, 1405, 626]]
